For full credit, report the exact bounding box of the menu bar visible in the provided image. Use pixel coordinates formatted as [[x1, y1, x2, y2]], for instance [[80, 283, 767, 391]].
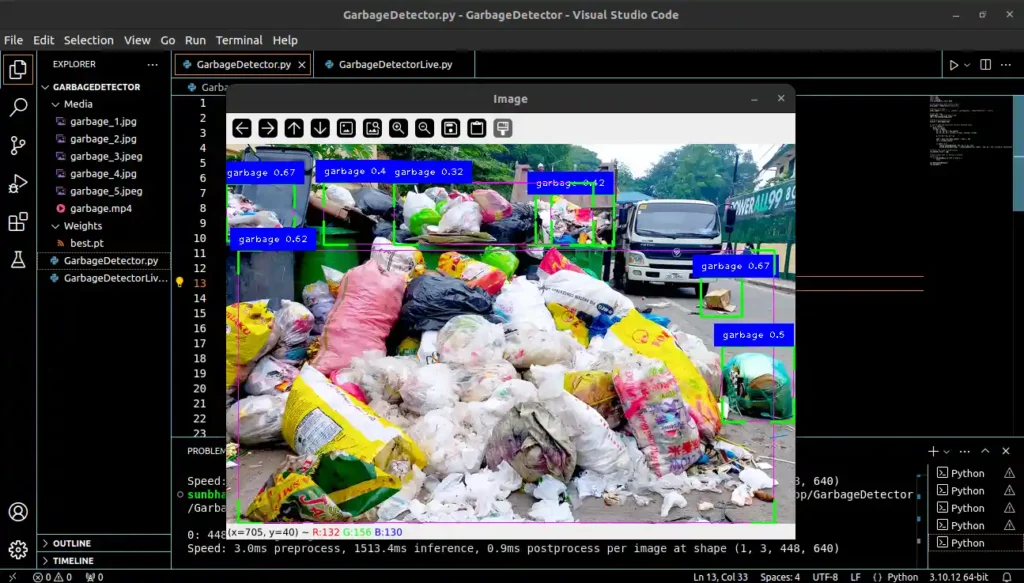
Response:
[[2, 2, 1023, 31]]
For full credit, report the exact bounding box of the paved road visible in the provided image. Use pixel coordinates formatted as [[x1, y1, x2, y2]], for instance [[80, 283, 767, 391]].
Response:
[[227, 277, 796, 524]]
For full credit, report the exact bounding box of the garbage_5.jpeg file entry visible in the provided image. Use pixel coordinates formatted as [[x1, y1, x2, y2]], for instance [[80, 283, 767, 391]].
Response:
[[223, 141, 796, 532]]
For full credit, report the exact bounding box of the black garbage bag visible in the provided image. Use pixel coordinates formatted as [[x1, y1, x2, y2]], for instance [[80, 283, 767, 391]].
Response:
[[397, 274, 503, 334], [382, 204, 403, 224], [373, 221, 415, 242], [352, 187, 394, 216], [372, 221, 393, 239], [483, 202, 534, 244]]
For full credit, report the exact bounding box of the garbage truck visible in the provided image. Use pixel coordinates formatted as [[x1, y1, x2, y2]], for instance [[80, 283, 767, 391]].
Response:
[[613, 199, 725, 295]]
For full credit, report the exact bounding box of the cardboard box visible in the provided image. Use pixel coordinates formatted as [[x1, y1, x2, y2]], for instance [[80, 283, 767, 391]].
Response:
[[705, 288, 736, 312]]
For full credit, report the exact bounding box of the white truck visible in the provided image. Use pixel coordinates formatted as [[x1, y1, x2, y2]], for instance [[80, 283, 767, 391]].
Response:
[[613, 199, 725, 295]]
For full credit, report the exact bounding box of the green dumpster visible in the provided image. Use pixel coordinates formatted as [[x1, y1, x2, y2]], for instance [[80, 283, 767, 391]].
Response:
[[565, 249, 604, 280], [295, 227, 361, 299]]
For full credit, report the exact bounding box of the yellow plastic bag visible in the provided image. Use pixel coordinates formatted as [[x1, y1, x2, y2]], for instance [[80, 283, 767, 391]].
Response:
[[282, 364, 427, 493], [609, 310, 721, 440], [548, 303, 589, 347], [226, 301, 279, 391], [437, 252, 505, 295], [564, 371, 623, 429]]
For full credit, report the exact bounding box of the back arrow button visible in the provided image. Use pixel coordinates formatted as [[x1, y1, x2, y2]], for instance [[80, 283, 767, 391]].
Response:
[[231, 119, 252, 138]]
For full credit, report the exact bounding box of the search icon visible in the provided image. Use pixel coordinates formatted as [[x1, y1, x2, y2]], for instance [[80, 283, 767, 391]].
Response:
[[8, 501, 28, 522], [9, 98, 28, 118], [389, 119, 408, 138]]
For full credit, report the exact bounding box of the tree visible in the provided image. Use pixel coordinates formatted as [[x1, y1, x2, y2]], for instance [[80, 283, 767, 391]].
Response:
[[614, 162, 638, 191], [641, 144, 759, 205]]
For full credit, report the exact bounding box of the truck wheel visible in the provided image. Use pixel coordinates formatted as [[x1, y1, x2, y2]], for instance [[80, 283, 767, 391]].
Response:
[[693, 282, 710, 298], [619, 268, 637, 295]]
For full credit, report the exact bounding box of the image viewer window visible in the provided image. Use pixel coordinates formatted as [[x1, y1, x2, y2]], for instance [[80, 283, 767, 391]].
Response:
[[224, 83, 796, 540]]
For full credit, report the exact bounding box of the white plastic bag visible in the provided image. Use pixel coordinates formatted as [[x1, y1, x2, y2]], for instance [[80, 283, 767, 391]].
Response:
[[350, 351, 420, 404], [400, 363, 459, 415], [494, 277, 555, 332], [403, 191, 435, 227], [541, 269, 634, 320], [301, 281, 334, 336], [504, 325, 581, 368], [269, 300, 315, 365], [533, 365, 631, 475], [673, 329, 724, 398], [370, 237, 420, 276], [418, 331, 439, 364], [244, 356, 300, 396], [528, 499, 574, 522], [453, 379, 539, 437], [226, 392, 289, 446], [324, 184, 356, 207], [571, 336, 621, 372], [408, 408, 487, 476], [436, 315, 506, 367], [424, 187, 448, 202], [452, 361, 519, 402], [438, 200, 482, 233]]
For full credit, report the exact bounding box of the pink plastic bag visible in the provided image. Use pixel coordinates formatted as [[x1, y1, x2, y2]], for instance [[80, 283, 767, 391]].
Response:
[[311, 262, 406, 376], [471, 189, 513, 223]]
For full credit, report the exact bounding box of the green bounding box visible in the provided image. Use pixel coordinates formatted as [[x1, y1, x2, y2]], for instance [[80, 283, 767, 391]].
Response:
[[698, 279, 746, 319], [296, 227, 360, 300], [719, 347, 796, 424]]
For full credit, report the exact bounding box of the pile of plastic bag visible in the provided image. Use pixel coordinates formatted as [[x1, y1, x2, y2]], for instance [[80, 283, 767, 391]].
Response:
[[227, 192, 283, 228], [535, 197, 612, 245], [225, 241, 798, 524]]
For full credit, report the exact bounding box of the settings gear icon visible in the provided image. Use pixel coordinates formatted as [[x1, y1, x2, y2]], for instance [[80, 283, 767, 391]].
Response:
[[9, 539, 28, 560]]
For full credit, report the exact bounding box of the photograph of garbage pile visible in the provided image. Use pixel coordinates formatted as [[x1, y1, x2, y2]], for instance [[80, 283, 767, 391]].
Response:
[[225, 142, 794, 525]]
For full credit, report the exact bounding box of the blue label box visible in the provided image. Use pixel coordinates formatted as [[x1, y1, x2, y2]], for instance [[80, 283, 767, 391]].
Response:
[[317, 160, 473, 184], [226, 161, 305, 185], [526, 171, 616, 195], [693, 254, 777, 278], [714, 323, 795, 347], [230, 228, 318, 251]]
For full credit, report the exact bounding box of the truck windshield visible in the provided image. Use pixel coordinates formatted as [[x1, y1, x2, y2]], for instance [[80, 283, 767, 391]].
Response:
[[634, 203, 720, 238]]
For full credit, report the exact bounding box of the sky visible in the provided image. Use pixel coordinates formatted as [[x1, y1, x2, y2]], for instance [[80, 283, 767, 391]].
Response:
[[582, 143, 781, 184]]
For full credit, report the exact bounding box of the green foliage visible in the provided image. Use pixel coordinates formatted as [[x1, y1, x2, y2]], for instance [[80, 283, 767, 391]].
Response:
[[637, 144, 759, 205], [290, 144, 375, 160], [730, 214, 794, 245]]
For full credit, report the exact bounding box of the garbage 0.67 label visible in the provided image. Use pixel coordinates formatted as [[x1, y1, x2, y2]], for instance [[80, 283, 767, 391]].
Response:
[[693, 254, 777, 278]]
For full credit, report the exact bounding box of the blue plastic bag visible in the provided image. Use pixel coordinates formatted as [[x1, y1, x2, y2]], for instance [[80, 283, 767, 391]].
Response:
[[641, 312, 671, 327]]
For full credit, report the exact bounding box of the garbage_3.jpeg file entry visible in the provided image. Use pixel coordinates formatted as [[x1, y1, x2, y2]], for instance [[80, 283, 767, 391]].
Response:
[[223, 140, 796, 538]]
